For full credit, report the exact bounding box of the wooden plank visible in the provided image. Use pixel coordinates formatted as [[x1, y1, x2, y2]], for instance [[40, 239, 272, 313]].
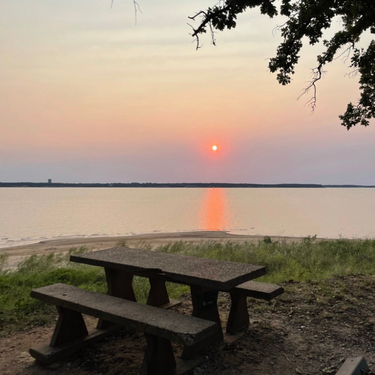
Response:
[[30, 283, 217, 346]]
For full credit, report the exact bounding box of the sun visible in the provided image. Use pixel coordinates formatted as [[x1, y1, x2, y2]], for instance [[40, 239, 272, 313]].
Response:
[[212, 145, 218, 151]]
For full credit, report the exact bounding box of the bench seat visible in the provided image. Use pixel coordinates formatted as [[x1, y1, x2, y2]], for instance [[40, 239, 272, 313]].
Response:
[[230, 280, 284, 300], [30, 283, 218, 374], [226, 280, 284, 334]]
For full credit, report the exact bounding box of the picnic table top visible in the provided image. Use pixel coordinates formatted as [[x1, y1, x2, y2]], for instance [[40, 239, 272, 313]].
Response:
[[70, 247, 266, 290]]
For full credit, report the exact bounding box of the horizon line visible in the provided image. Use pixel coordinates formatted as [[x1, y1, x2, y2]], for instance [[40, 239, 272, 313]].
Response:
[[1, 182, 375, 188]]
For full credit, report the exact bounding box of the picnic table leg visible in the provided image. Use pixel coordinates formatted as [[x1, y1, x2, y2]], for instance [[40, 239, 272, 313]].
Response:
[[97, 268, 136, 329], [226, 292, 249, 334], [50, 306, 89, 346], [104, 268, 136, 300], [182, 285, 223, 359], [147, 278, 170, 307], [190, 285, 222, 333], [141, 333, 176, 375]]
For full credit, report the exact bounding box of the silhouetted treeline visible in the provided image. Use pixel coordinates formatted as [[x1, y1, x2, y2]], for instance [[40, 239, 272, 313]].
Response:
[[1, 182, 374, 188]]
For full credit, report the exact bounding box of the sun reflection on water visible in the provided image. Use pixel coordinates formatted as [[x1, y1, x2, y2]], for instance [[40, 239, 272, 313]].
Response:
[[199, 188, 230, 231]]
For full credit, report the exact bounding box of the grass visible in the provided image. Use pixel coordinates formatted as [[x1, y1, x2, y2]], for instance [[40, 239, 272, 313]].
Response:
[[0, 247, 109, 335], [155, 236, 375, 283], [1, 237, 375, 335]]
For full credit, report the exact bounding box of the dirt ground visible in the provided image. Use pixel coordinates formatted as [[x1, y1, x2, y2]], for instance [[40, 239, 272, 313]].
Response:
[[1, 275, 375, 375]]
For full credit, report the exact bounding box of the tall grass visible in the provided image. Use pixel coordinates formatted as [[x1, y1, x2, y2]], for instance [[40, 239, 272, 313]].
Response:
[[1, 237, 375, 335], [0, 247, 107, 335], [155, 237, 375, 283]]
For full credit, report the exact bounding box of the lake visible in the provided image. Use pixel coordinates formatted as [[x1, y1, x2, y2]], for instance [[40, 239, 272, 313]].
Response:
[[1, 187, 375, 249]]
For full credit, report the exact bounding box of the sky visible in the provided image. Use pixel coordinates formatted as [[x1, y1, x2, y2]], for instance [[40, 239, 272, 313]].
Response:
[[1, 0, 374, 184]]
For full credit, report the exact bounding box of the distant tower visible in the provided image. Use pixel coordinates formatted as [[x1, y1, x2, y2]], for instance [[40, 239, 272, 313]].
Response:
[[48, 179, 52, 184]]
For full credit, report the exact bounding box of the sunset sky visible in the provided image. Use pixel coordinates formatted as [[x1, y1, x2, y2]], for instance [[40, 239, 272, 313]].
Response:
[[1, 0, 374, 184]]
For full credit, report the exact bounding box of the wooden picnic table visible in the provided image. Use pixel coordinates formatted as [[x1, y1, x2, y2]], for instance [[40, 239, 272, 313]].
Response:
[[70, 247, 266, 341]]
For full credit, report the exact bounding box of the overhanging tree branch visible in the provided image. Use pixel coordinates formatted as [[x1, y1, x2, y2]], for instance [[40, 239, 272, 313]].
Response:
[[118, 0, 374, 129], [189, 0, 375, 129]]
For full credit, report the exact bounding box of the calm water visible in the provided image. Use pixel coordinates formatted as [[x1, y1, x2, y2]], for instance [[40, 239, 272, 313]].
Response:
[[1, 187, 375, 249]]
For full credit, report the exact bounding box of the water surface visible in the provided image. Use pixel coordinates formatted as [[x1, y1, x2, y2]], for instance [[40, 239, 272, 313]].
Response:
[[1, 187, 375, 249]]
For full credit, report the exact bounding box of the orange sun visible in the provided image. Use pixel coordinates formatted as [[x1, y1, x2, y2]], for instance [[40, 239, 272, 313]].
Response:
[[212, 145, 218, 151]]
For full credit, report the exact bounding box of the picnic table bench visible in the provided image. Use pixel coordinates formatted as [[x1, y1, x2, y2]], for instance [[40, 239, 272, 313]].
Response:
[[226, 280, 284, 333], [30, 283, 217, 375], [30, 247, 283, 374]]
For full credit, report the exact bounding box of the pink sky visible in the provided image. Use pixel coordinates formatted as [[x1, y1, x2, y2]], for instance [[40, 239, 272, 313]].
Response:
[[1, 1, 374, 184]]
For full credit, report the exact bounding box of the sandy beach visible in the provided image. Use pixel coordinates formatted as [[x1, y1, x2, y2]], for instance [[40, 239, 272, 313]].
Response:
[[0, 231, 304, 269]]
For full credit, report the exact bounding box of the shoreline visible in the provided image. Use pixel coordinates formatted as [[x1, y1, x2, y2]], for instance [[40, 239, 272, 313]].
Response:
[[0, 231, 306, 268]]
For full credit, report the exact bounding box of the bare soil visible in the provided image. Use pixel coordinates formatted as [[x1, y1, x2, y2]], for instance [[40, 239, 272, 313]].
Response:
[[2, 275, 375, 375]]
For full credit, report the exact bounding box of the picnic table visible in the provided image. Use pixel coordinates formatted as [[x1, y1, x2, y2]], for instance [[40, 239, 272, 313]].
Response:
[[30, 247, 276, 374], [70, 247, 266, 340]]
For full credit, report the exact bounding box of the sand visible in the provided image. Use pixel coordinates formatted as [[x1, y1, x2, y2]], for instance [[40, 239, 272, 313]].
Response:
[[0, 231, 304, 269]]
